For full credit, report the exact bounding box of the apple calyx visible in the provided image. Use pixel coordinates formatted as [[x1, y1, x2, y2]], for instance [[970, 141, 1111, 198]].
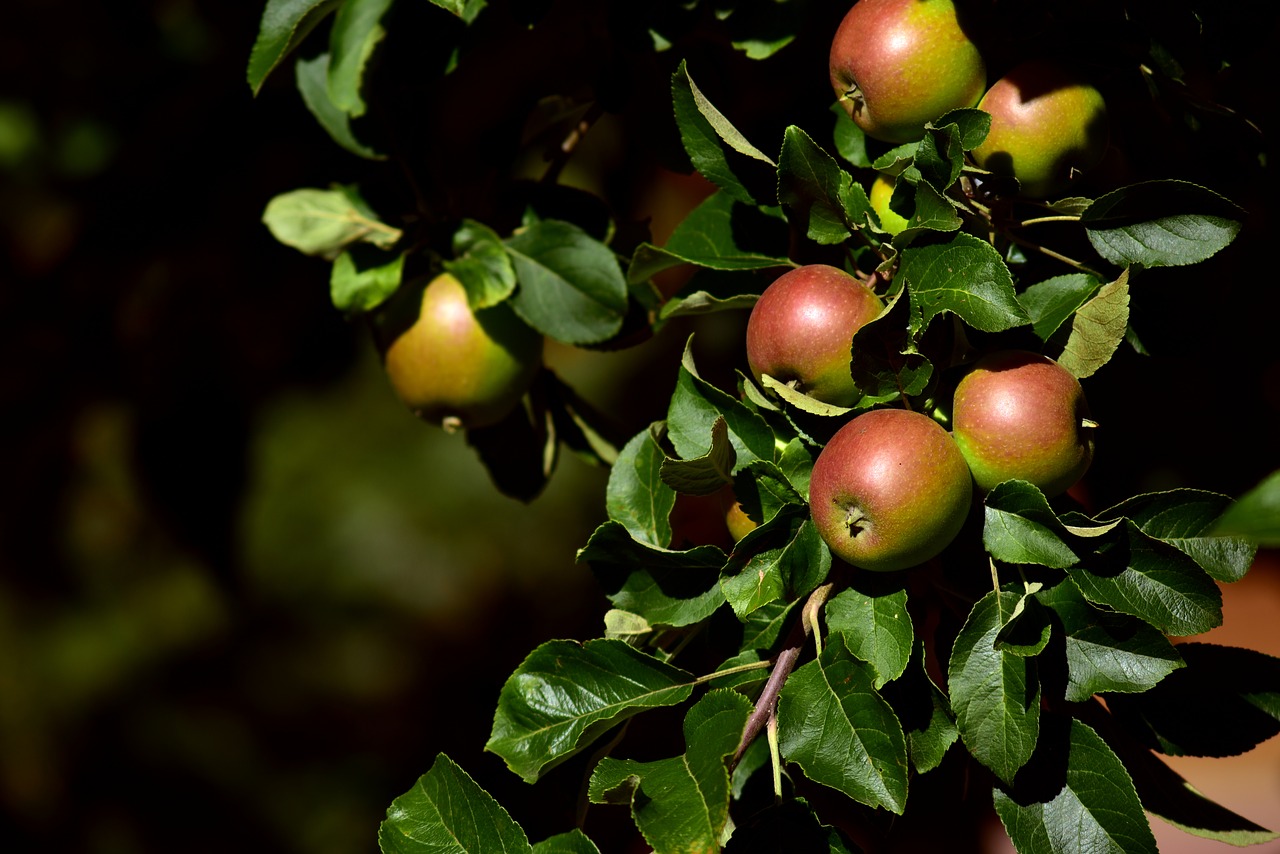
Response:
[[842, 504, 870, 538]]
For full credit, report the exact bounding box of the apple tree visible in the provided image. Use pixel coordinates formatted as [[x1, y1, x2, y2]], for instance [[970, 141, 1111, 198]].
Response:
[[249, 0, 1280, 851]]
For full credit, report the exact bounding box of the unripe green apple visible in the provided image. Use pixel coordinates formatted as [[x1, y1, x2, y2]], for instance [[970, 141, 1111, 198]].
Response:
[[810, 408, 973, 571], [745, 264, 884, 408], [971, 61, 1109, 199], [951, 350, 1094, 496], [381, 272, 543, 432], [829, 0, 987, 144], [720, 487, 759, 544], [869, 174, 909, 235]]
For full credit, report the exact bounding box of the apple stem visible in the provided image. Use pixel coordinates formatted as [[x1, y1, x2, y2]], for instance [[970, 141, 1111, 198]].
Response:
[[843, 505, 868, 538], [767, 712, 783, 801], [1017, 215, 1082, 227]]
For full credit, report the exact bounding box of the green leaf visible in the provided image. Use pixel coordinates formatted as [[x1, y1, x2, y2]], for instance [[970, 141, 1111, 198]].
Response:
[[932, 108, 991, 150], [578, 521, 726, 628], [1035, 581, 1183, 701], [378, 753, 531, 853], [1106, 643, 1280, 757], [738, 458, 807, 524], [722, 797, 860, 852], [659, 416, 737, 495], [327, 0, 393, 116], [1081, 180, 1244, 268], [759, 374, 856, 417], [530, 830, 600, 854], [983, 480, 1079, 569], [262, 186, 400, 258], [777, 633, 909, 813], [603, 610, 652, 646], [1098, 488, 1257, 583], [486, 638, 695, 783], [1213, 469, 1280, 546], [896, 177, 964, 235], [658, 290, 760, 321], [667, 337, 776, 472], [721, 514, 830, 618], [899, 232, 1028, 336], [777, 125, 872, 245], [993, 716, 1158, 854], [1118, 730, 1280, 846], [445, 220, 517, 309], [948, 589, 1039, 784], [739, 599, 798, 653], [295, 53, 386, 159], [504, 219, 629, 345], [1019, 273, 1103, 343], [247, 0, 342, 95], [824, 582, 913, 688], [913, 122, 965, 192], [871, 142, 918, 173], [1067, 520, 1222, 636], [588, 690, 752, 854], [1055, 269, 1129, 379], [629, 191, 792, 284], [831, 102, 869, 169], [848, 288, 932, 404], [330, 245, 403, 313], [672, 61, 773, 204], [606, 425, 675, 549], [426, 0, 486, 23], [880, 643, 958, 774], [994, 587, 1052, 658]]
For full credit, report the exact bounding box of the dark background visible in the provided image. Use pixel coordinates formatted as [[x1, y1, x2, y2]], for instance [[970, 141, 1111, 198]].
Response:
[[2, 1, 1278, 852]]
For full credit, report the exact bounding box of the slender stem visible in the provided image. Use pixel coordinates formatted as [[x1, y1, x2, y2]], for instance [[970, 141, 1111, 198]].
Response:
[[692, 659, 773, 685], [1016, 215, 1082, 227], [541, 102, 605, 185], [1006, 232, 1103, 278], [767, 713, 782, 801]]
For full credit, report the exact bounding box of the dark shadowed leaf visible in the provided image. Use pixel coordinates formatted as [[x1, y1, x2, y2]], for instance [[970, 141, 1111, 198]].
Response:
[[1067, 520, 1222, 636], [777, 634, 909, 813], [993, 716, 1157, 854], [1106, 643, 1280, 757], [723, 797, 861, 852], [378, 753, 531, 853], [588, 690, 752, 853], [578, 521, 726, 627], [659, 416, 737, 495], [879, 642, 958, 774], [1082, 180, 1244, 268], [672, 61, 774, 205], [628, 190, 792, 283], [487, 638, 695, 783], [831, 103, 870, 169], [1097, 489, 1257, 583], [778, 125, 873, 245], [505, 220, 628, 345], [1035, 581, 1183, 701], [667, 338, 776, 471], [848, 290, 932, 403]]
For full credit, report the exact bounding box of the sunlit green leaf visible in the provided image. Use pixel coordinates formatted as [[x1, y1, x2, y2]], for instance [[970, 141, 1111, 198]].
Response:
[[1056, 269, 1129, 379], [487, 639, 695, 783], [247, 0, 341, 94], [378, 753, 531, 853], [1082, 180, 1244, 268], [899, 232, 1028, 336]]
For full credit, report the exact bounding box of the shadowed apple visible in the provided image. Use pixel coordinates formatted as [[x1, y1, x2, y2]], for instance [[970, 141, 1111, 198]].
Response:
[[746, 264, 884, 408], [829, 0, 987, 144], [809, 408, 973, 571], [951, 349, 1095, 496], [971, 60, 1109, 199], [379, 272, 543, 433]]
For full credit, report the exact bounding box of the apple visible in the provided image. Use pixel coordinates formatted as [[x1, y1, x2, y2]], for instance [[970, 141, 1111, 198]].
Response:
[[380, 272, 543, 432], [970, 60, 1109, 198], [721, 489, 759, 544], [829, 0, 987, 144], [809, 408, 973, 571], [745, 264, 884, 408], [950, 350, 1094, 496], [869, 173, 910, 235]]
